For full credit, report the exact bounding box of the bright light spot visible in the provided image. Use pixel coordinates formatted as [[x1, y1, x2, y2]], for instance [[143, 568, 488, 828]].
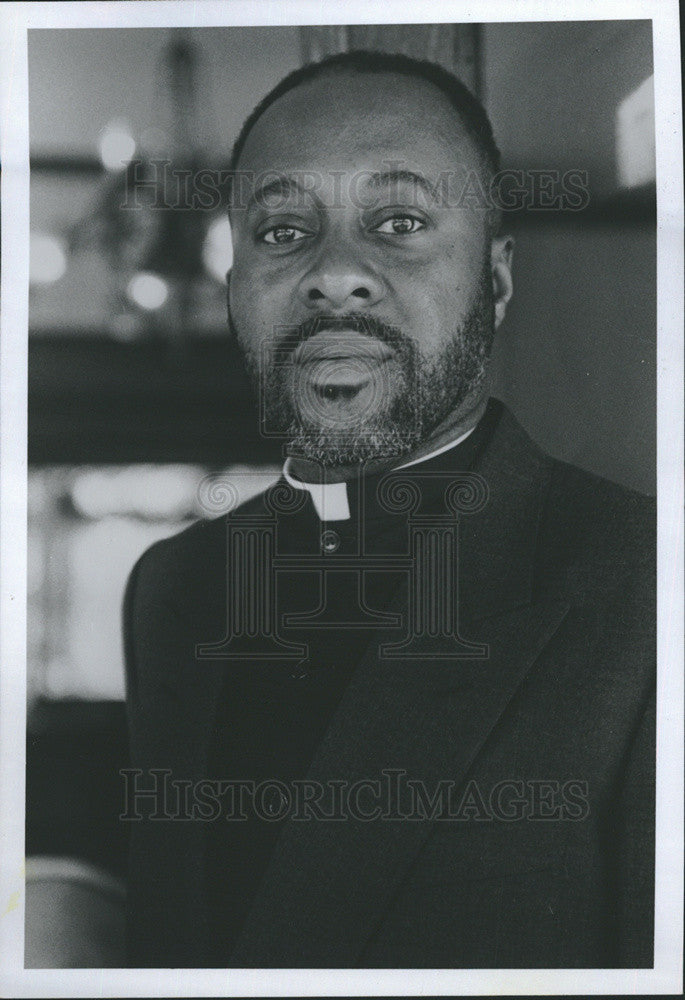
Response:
[[30, 232, 67, 285], [202, 215, 233, 284], [126, 271, 169, 311], [99, 120, 136, 171]]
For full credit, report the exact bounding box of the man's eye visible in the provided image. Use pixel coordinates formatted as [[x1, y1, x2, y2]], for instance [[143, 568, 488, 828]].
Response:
[[261, 225, 309, 245], [373, 215, 425, 235]]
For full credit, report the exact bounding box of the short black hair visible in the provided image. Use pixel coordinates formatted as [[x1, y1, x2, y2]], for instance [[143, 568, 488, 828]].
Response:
[[228, 49, 500, 179]]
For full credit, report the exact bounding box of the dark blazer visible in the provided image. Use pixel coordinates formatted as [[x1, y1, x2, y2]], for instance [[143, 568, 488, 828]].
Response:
[[123, 403, 655, 968]]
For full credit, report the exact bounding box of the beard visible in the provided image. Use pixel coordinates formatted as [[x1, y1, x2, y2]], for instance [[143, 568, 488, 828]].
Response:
[[232, 263, 495, 468]]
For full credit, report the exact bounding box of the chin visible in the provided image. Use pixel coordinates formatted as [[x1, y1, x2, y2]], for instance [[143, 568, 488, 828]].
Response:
[[287, 422, 421, 468]]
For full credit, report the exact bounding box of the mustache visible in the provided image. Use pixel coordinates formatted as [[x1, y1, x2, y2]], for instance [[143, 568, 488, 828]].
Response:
[[278, 313, 405, 355]]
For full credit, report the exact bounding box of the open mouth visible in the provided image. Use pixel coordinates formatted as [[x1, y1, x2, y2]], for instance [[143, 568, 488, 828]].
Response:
[[293, 332, 394, 396], [288, 331, 400, 426], [313, 383, 367, 401]]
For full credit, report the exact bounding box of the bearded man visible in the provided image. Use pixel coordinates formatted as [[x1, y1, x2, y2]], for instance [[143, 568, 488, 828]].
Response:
[[123, 51, 655, 969]]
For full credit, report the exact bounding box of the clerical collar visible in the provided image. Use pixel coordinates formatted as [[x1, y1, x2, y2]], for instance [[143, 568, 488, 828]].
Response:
[[283, 425, 477, 522]]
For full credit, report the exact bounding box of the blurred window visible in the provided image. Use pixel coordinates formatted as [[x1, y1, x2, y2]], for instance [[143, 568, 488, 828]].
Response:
[[28, 464, 279, 701], [616, 74, 655, 189]]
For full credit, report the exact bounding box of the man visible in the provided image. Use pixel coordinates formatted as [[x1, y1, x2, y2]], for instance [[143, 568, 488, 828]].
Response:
[[124, 51, 655, 968]]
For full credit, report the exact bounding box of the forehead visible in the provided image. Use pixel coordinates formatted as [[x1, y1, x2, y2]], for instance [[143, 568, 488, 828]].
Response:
[[236, 70, 481, 178]]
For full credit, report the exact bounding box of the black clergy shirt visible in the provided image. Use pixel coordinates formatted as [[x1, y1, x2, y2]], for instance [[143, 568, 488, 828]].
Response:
[[204, 398, 503, 964]]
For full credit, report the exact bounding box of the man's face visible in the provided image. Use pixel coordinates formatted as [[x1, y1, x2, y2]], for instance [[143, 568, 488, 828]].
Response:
[[229, 70, 500, 467]]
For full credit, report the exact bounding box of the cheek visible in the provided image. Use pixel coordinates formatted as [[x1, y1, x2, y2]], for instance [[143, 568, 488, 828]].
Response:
[[228, 292, 267, 363], [388, 261, 471, 349], [231, 249, 294, 315], [229, 262, 274, 332]]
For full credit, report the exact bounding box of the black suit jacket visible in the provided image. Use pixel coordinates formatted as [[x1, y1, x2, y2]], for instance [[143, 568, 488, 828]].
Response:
[[123, 403, 655, 968]]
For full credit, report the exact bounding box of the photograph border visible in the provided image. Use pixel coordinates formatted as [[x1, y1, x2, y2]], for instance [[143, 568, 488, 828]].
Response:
[[1, 0, 682, 995]]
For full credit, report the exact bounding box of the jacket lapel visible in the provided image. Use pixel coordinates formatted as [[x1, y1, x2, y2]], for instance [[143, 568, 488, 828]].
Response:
[[228, 407, 571, 967]]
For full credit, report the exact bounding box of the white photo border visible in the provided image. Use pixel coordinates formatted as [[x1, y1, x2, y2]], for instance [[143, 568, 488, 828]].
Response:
[[0, 0, 682, 995]]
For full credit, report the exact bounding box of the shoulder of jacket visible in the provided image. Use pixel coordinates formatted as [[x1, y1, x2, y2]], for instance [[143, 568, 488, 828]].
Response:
[[546, 456, 655, 534], [537, 456, 656, 612], [128, 488, 273, 594]]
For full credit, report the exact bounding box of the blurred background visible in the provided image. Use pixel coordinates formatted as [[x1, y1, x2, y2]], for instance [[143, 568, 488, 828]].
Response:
[[25, 22, 655, 964]]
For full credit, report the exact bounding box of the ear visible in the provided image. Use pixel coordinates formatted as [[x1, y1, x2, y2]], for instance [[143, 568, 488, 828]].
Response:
[[490, 235, 514, 329]]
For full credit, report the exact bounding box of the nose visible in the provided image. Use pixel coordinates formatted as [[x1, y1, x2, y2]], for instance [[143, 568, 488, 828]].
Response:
[[296, 234, 385, 311]]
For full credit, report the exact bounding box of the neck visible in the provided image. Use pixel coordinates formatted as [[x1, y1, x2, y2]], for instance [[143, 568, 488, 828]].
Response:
[[287, 390, 490, 485]]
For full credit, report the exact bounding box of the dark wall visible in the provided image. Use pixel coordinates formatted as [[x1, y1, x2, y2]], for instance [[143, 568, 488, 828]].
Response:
[[492, 217, 656, 496], [483, 20, 655, 495]]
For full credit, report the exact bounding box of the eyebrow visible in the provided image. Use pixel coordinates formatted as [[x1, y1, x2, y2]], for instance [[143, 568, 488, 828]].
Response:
[[247, 175, 309, 213], [245, 168, 441, 214], [365, 169, 439, 202]]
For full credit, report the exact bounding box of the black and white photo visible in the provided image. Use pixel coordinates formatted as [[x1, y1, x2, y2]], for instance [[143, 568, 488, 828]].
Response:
[[0, 1, 682, 995]]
